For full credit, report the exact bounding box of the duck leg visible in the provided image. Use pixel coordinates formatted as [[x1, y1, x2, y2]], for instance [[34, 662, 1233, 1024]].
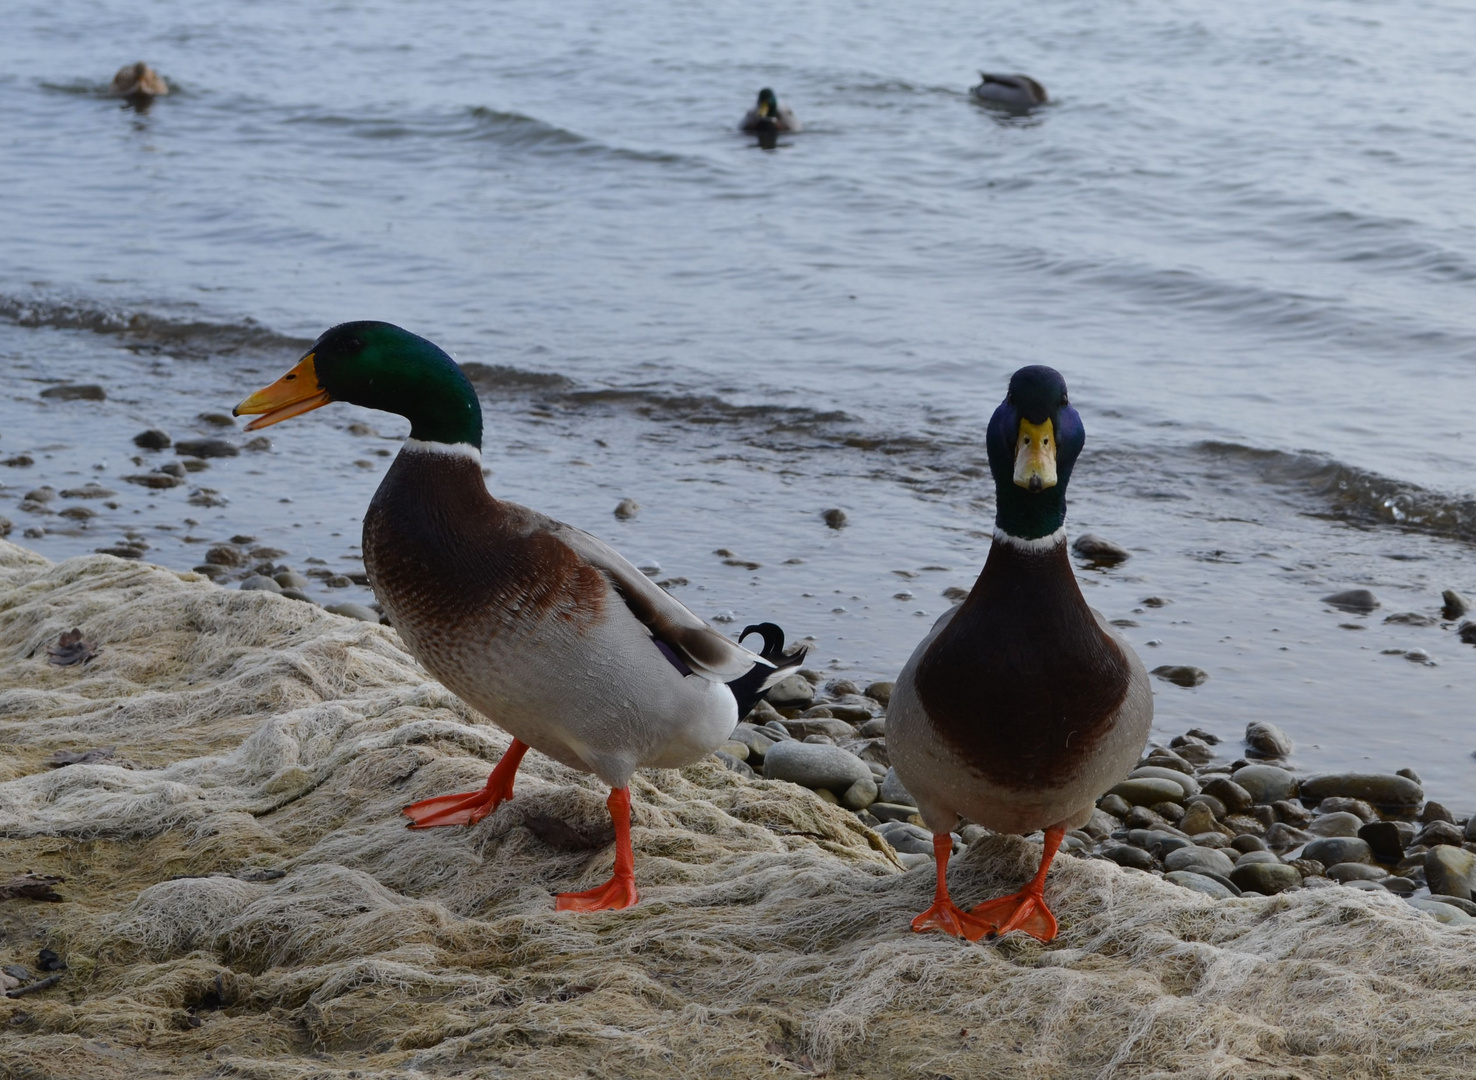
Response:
[[911, 833, 992, 940], [555, 786, 640, 912], [968, 825, 1064, 942], [402, 738, 529, 828]]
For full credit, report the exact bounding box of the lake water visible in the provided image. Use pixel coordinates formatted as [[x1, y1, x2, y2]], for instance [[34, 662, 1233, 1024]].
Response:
[[3, 0, 1475, 803]]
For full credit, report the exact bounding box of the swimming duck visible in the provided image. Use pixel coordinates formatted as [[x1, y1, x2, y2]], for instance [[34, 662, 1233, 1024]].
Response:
[[969, 72, 1048, 110], [235, 322, 804, 912], [887, 366, 1151, 942], [109, 62, 169, 102], [740, 88, 801, 134]]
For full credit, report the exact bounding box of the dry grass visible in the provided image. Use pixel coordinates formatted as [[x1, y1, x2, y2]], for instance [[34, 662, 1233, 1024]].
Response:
[[2, 539, 1475, 1079]]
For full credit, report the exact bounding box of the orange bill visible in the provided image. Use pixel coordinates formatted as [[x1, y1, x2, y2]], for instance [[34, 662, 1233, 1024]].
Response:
[[233, 352, 332, 431]]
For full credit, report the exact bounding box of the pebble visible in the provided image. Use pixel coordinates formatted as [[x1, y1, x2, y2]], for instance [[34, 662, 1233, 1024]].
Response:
[[727, 725, 777, 762], [1230, 764, 1298, 805], [821, 508, 847, 529], [1151, 665, 1208, 688], [1357, 821, 1409, 863], [1441, 589, 1471, 620], [1424, 846, 1476, 901], [1140, 747, 1196, 774], [714, 751, 754, 778], [1428, 894, 1476, 917], [1315, 796, 1377, 823], [41, 383, 106, 401], [132, 429, 172, 449], [864, 681, 894, 705], [1184, 793, 1227, 818], [868, 802, 921, 823], [323, 603, 380, 622], [878, 767, 915, 807], [856, 717, 886, 738], [1263, 822, 1314, 850], [1419, 800, 1455, 824], [1415, 821, 1465, 848], [1324, 862, 1386, 883], [1178, 802, 1220, 837], [239, 575, 283, 593], [1302, 837, 1373, 866], [1102, 843, 1156, 870], [1167, 735, 1215, 765], [1164, 845, 1235, 878], [779, 716, 855, 740], [1466, 817, 1476, 843], [1298, 772, 1423, 808], [762, 741, 876, 805], [274, 570, 311, 589], [1229, 861, 1302, 895], [1381, 877, 1417, 896], [1459, 622, 1476, 645], [1384, 611, 1438, 626], [1235, 850, 1280, 866], [1128, 766, 1200, 798], [1071, 533, 1130, 564], [613, 498, 640, 520], [765, 674, 815, 709], [1306, 812, 1364, 838], [174, 438, 239, 458], [205, 544, 247, 567], [1244, 721, 1293, 758], [1165, 871, 1239, 899], [1321, 588, 1379, 614], [1406, 898, 1475, 926], [279, 588, 316, 604], [1109, 777, 1187, 807], [1231, 834, 1268, 854], [1200, 776, 1253, 813]]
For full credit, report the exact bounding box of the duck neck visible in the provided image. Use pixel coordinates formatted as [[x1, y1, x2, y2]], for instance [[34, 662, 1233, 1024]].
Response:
[[993, 482, 1067, 542]]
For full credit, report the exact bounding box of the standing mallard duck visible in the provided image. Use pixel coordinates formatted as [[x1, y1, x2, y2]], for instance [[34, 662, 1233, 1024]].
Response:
[[969, 72, 1048, 110], [888, 366, 1151, 942], [235, 322, 803, 912], [740, 88, 801, 134]]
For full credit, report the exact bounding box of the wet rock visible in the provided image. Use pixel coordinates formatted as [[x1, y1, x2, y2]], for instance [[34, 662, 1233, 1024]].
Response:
[[124, 471, 184, 489], [856, 717, 886, 738], [1381, 876, 1417, 895], [133, 429, 171, 449], [59, 483, 115, 499], [1264, 822, 1314, 851], [1302, 837, 1372, 866], [868, 802, 921, 823], [1325, 862, 1386, 883], [1140, 747, 1196, 774], [1244, 721, 1293, 758], [1358, 821, 1409, 864], [1425, 847, 1476, 900], [1466, 817, 1476, 843], [765, 674, 815, 710], [1184, 793, 1227, 818], [864, 681, 894, 705], [1416, 821, 1465, 848], [323, 603, 381, 622], [821, 508, 847, 529], [778, 716, 855, 740], [1178, 803, 1221, 837], [274, 570, 310, 589], [1128, 766, 1200, 799], [239, 575, 282, 593], [1459, 621, 1476, 645], [1420, 801, 1455, 824], [1316, 796, 1377, 823], [1223, 813, 1268, 837], [160, 461, 187, 478], [279, 588, 316, 604], [325, 575, 353, 588], [1230, 764, 1297, 805], [1231, 834, 1268, 854], [1230, 861, 1303, 894], [1200, 776, 1253, 814], [613, 498, 640, 520], [762, 740, 874, 797], [1428, 894, 1476, 916], [1164, 845, 1235, 878], [1151, 665, 1208, 688], [1153, 801, 1186, 824], [0, 516, 10, 538], [1306, 812, 1364, 838], [1321, 588, 1379, 614], [3, 454, 35, 467], [713, 750, 754, 777], [1286, 858, 1325, 879], [1165, 871, 1238, 899], [40, 383, 105, 401], [1098, 793, 1132, 818], [1407, 897, 1475, 925], [1109, 777, 1187, 807], [838, 775, 879, 810], [244, 436, 272, 451], [1167, 734, 1215, 765], [1071, 533, 1130, 565], [1384, 611, 1438, 627], [174, 439, 239, 458], [878, 767, 915, 807], [1299, 772, 1422, 808], [1102, 843, 1155, 870], [1441, 590, 1471, 620]]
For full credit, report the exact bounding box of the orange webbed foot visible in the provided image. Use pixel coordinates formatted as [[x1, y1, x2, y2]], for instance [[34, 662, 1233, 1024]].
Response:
[[969, 889, 1058, 942], [555, 872, 640, 912], [911, 897, 992, 941], [402, 738, 527, 829]]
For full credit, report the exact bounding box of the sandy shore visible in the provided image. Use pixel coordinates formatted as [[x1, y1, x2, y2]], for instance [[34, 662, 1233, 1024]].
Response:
[[3, 538, 1476, 1080]]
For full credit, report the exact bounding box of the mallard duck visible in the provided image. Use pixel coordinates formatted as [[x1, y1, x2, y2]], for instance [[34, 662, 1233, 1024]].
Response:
[[969, 72, 1048, 110], [887, 366, 1151, 942], [740, 88, 800, 134], [109, 62, 169, 101], [234, 322, 804, 912]]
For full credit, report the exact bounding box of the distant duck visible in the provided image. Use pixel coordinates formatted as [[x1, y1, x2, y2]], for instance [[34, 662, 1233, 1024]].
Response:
[[110, 62, 169, 103], [970, 72, 1048, 110], [740, 88, 800, 134], [887, 366, 1151, 942], [235, 321, 805, 912]]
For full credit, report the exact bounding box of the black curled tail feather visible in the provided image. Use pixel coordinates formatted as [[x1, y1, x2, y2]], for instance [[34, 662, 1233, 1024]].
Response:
[[726, 623, 808, 721]]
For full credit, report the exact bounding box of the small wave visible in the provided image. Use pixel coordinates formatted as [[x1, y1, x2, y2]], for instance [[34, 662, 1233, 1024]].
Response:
[[1197, 441, 1476, 544], [0, 295, 312, 358]]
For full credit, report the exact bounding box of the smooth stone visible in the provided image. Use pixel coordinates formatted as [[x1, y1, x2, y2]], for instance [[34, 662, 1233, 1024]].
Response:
[[613, 498, 640, 520], [1231, 835, 1268, 853], [1407, 898, 1475, 926], [133, 429, 171, 449], [821, 508, 847, 529], [239, 575, 282, 593], [1358, 820, 1408, 863], [1231, 765, 1298, 805], [1229, 861, 1303, 895], [778, 717, 856, 740], [1428, 894, 1476, 916], [1384, 611, 1438, 627], [727, 725, 777, 762], [1101, 844, 1156, 871], [719, 741, 750, 762], [1191, 831, 1231, 850], [1306, 812, 1364, 838], [1299, 772, 1423, 808], [274, 570, 311, 588], [1098, 793, 1132, 818], [1421, 800, 1455, 824], [1342, 878, 1387, 892], [206, 543, 247, 567], [1302, 837, 1373, 866], [1151, 664, 1208, 688], [1321, 588, 1379, 614], [323, 602, 379, 622], [765, 674, 815, 709], [1082, 809, 1121, 840], [1381, 877, 1417, 895], [1184, 794, 1227, 819], [174, 438, 239, 458], [1416, 821, 1465, 848], [856, 717, 886, 738], [1109, 777, 1187, 807], [1244, 721, 1293, 758], [878, 767, 915, 807], [41, 383, 106, 401], [864, 681, 894, 705], [1466, 816, 1476, 842], [840, 776, 879, 811], [1165, 871, 1237, 899], [762, 740, 873, 795], [1235, 851, 1281, 868], [883, 829, 935, 856], [868, 802, 921, 824], [1071, 533, 1130, 564], [279, 588, 316, 604], [1128, 766, 1200, 798], [1140, 751, 1195, 776], [1425, 846, 1476, 901], [1263, 822, 1314, 850], [1317, 796, 1378, 823], [1164, 845, 1235, 878], [1200, 777, 1254, 814], [1178, 803, 1221, 837], [1325, 862, 1386, 883], [1459, 621, 1476, 645], [1441, 589, 1471, 620], [713, 751, 754, 778], [1152, 801, 1186, 824], [1166, 735, 1215, 765]]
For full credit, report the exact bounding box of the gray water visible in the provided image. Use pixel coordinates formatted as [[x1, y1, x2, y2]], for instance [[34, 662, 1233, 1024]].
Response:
[[3, 0, 1475, 802]]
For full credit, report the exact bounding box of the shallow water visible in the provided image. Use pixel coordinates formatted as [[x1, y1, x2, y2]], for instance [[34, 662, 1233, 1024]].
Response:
[[2, 0, 1474, 801]]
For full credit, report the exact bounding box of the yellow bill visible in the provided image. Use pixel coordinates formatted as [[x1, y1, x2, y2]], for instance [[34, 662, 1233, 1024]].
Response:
[[233, 353, 332, 431], [1013, 418, 1057, 492]]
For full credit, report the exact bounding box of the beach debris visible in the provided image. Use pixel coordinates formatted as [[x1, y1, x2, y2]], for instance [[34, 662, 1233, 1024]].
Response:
[[1072, 533, 1130, 564], [0, 874, 65, 902], [1321, 588, 1379, 614], [5, 972, 65, 999], [46, 746, 115, 767], [47, 629, 98, 666], [613, 498, 640, 520]]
